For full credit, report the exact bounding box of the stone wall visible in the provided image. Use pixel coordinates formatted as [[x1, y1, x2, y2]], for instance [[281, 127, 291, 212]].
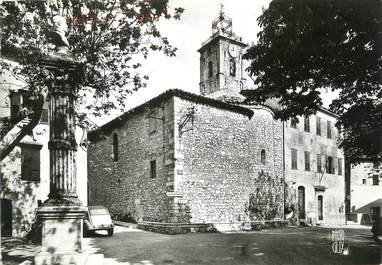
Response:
[[88, 92, 285, 230], [173, 97, 284, 229], [88, 97, 175, 223]]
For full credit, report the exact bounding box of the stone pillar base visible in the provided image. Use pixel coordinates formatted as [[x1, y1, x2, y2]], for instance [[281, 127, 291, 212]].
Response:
[[35, 251, 104, 265], [35, 251, 87, 265], [34, 206, 101, 265]]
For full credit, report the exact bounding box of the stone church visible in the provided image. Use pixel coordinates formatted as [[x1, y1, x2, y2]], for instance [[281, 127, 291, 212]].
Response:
[[88, 10, 345, 232]]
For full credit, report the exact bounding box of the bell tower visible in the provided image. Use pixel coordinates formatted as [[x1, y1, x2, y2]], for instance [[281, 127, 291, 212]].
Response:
[[198, 5, 247, 97]]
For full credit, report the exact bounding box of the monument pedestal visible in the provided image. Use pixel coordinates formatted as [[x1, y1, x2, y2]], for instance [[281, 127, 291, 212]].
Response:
[[34, 206, 103, 265]]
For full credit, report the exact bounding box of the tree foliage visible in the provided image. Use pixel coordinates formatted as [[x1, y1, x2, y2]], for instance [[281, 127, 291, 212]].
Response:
[[243, 0, 382, 163], [0, 0, 184, 126]]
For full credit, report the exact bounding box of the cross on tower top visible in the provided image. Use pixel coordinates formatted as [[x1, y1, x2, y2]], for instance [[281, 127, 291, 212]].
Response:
[[212, 4, 232, 36]]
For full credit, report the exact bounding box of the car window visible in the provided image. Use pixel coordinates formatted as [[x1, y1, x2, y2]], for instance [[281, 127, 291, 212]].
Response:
[[89, 208, 109, 215]]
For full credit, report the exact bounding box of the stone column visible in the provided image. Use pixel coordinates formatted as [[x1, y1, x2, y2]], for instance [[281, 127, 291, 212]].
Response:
[[45, 58, 81, 206], [34, 56, 100, 265]]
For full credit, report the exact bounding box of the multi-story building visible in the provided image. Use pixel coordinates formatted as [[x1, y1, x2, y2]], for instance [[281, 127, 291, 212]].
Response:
[[0, 70, 88, 237], [347, 163, 382, 225], [284, 110, 346, 226]]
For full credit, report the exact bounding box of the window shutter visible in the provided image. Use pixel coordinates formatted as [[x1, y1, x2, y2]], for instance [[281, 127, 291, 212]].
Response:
[[21, 148, 31, 180], [31, 149, 40, 181]]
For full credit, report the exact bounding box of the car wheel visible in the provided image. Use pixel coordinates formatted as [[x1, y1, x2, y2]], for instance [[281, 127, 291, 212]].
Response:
[[107, 228, 114, 236]]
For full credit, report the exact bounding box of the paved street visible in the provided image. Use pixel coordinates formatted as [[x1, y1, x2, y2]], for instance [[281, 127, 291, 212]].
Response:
[[83, 225, 381, 265]]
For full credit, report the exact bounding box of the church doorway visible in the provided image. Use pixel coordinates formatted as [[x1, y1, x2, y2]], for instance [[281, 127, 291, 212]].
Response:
[[298, 186, 306, 219], [1, 198, 12, 237]]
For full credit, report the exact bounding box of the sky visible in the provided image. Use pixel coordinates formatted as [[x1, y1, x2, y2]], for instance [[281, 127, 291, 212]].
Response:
[[94, 0, 338, 125], [95, 0, 270, 124]]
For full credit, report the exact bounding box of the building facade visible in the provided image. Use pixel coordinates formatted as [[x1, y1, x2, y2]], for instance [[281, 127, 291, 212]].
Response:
[[284, 111, 346, 226], [88, 10, 347, 231], [347, 163, 382, 225], [0, 72, 88, 237], [88, 89, 284, 231]]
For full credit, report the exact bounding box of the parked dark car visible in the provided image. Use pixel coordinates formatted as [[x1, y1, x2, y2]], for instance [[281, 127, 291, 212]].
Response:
[[83, 206, 114, 236]]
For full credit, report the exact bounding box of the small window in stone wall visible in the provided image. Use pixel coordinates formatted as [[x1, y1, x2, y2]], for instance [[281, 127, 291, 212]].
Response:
[[327, 121, 332, 139], [362, 179, 366, 185], [208, 61, 213, 77], [304, 151, 310, 171], [316, 117, 321, 135], [260, 149, 266, 165], [317, 154, 322, 173], [304, 116, 310, 132], [291, 148, 297, 169], [327, 156, 334, 174], [373, 175, 379, 186], [150, 160, 157, 179], [291, 117, 298, 128], [229, 59, 236, 76], [113, 133, 118, 162], [149, 111, 157, 134]]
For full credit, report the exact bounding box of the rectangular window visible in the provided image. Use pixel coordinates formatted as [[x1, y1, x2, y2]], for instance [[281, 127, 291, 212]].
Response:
[[327, 156, 334, 174], [113, 133, 119, 162], [149, 111, 157, 134], [362, 179, 366, 185], [208, 61, 213, 77], [10, 91, 22, 121], [373, 175, 379, 186], [291, 148, 297, 170], [316, 117, 321, 135], [317, 154, 322, 173], [40, 109, 49, 123], [338, 158, 342, 175], [304, 151, 310, 171], [327, 121, 332, 139], [21, 144, 41, 181], [150, 160, 156, 179], [291, 117, 298, 129], [304, 116, 310, 132]]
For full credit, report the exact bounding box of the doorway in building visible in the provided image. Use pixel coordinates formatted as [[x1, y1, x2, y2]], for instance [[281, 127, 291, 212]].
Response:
[[298, 186, 306, 219], [318, 195, 323, 221], [1, 198, 12, 237]]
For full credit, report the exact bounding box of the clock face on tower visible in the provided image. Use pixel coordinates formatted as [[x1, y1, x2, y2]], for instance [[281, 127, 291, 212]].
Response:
[[228, 44, 238, 58]]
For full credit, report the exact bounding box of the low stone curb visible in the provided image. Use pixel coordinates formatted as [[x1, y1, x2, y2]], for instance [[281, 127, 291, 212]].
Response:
[[113, 220, 138, 229], [137, 220, 288, 234]]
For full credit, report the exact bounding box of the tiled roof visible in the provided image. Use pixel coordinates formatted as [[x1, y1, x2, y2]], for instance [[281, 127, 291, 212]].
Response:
[[88, 89, 254, 142]]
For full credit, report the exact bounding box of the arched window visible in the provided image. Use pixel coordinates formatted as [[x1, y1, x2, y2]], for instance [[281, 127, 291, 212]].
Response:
[[229, 59, 236, 76], [298, 186, 306, 219], [318, 195, 323, 221], [260, 149, 266, 165], [208, 61, 213, 77], [113, 133, 118, 162]]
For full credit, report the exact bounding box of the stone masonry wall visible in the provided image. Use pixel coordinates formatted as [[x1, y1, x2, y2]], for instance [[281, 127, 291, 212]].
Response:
[[173, 97, 284, 228], [88, 97, 175, 223]]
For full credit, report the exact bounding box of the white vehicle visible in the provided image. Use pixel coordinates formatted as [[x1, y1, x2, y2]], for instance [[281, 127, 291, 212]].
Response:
[[83, 206, 114, 236]]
